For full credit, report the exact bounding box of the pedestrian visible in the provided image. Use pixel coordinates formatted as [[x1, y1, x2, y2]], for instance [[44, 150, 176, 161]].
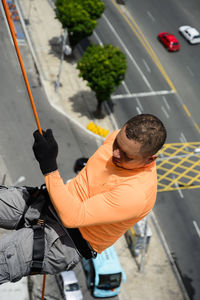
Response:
[[0, 113, 166, 284]]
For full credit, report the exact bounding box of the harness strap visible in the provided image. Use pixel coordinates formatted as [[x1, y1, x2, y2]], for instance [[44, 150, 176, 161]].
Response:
[[67, 227, 97, 259], [30, 219, 45, 274], [29, 186, 47, 274], [47, 203, 97, 259], [22, 185, 96, 275]]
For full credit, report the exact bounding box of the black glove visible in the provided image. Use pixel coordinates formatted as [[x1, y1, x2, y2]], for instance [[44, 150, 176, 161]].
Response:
[[33, 129, 58, 175]]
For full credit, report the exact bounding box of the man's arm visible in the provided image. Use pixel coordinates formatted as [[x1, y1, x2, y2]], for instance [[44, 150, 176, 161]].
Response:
[[45, 170, 146, 228]]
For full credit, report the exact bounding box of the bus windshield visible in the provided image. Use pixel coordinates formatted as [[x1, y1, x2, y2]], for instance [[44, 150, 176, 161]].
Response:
[[97, 273, 122, 290]]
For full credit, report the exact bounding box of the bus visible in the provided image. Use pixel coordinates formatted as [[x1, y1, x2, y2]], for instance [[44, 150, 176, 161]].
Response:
[[82, 245, 126, 298]]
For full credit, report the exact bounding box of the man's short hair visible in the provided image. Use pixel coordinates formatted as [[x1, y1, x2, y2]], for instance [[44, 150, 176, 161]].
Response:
[[125, 114, 167, 157]]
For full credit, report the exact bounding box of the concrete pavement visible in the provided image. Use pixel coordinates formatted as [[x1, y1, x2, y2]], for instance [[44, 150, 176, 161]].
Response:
[[1, 0, 188, 299]]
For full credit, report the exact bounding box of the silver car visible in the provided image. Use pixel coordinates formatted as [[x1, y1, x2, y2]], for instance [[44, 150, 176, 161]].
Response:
[[56, 270, 83, 300], [179, 25, 200, 44]]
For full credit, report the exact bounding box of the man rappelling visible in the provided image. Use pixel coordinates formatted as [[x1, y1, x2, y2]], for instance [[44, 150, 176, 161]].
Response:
[[0, 114, 166, 284]]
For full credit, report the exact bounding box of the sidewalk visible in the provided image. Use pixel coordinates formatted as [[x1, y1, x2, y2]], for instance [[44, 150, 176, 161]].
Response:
[[17, 0, 117, 140], [12, 0, 186, 299], [115, 213, 188, 300]]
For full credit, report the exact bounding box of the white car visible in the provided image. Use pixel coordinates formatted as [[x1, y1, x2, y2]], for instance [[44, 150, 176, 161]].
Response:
[[179, 25, 200, 44], [56, 271, 83, 300]]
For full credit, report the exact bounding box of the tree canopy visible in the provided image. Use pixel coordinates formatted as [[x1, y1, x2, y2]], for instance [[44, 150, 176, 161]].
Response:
[[55, 0, 105, 46], [76, 0, 105, 19], [77, 44, 127, 111]]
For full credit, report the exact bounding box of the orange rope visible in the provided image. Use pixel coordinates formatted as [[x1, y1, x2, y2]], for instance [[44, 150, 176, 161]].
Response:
[[41, 274, 47, 300], [1, 0, 42, 134], [1, 1, 46, 299]]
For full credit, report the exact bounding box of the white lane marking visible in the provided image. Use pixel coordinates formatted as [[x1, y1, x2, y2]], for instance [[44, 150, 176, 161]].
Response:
[[186, 65, 194, 77], [111, 89, 174, 100], [93, 31, 103, 46], [179, 133, 189, 152], [162, 96, 170, 111], [161, 106, 170, 118], [147, 10, 156, 22], [102, 14, 153, 91], [136, 106, 142, 114], [172, 174, 184, 198], [179, 132, 190, 155], [142, 59, 151, 73], [122, 81, 131, 94], [136, 97, 143, 111], [177, 187, 185, 199], [193, 220, 200, 238], [179, 132, 188, 143]]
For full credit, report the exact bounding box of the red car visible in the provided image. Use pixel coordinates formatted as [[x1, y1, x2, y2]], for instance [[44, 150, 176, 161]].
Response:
[[158, 32, 180, 51]]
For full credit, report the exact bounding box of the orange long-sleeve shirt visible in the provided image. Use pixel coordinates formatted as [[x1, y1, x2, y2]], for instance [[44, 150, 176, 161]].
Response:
[[45, 130, 157, 253]]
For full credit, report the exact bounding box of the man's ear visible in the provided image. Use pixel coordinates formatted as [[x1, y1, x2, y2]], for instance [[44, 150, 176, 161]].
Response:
[[145, 155, 157, 165]]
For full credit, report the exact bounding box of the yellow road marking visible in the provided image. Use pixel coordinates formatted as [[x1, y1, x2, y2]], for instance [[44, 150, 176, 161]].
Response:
[[183, 104, 191, 117], [194, 122, 200, 134], [157, 142, 200, 191]]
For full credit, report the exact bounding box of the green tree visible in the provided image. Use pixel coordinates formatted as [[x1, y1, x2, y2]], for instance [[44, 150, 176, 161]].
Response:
[[76, 0, 105, 20], [77, 44, 127, 114], [55, 0, 105, 47]]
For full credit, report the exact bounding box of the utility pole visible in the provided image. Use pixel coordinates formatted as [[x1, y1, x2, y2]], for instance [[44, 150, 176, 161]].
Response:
[[139, 216, 149, 272], [55, 29, 71, 92]]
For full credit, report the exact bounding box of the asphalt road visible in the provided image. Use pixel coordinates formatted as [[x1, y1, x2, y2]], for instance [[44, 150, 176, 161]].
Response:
[[87, 1, 200, 299]]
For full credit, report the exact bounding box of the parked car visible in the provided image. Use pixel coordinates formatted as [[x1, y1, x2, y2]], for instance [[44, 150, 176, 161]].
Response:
[[56, 270, 83, 300], [158, 32, 180, 51], [179, 25, 200, 44]]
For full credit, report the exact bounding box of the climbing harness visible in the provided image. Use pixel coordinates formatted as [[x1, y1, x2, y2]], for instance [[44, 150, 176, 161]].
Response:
[[30, 186, 97, 262], [15, 186, 47, 275], [16, 185, 97, 272], [29, 187, 46, 275]]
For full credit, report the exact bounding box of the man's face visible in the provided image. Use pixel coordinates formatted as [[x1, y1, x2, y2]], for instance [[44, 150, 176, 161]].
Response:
[[112, 126, 155, 170]]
